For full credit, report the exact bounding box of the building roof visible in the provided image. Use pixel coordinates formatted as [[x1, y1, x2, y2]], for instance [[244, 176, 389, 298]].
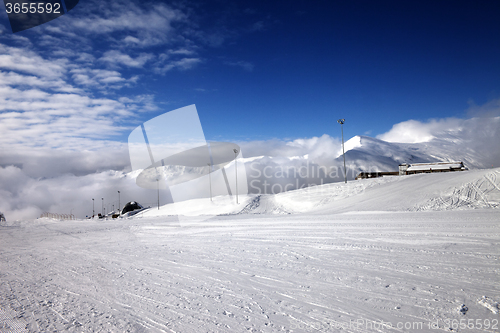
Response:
[[406, 162, 463, 171]]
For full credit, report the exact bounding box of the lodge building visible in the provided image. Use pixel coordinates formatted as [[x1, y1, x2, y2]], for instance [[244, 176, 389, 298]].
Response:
[[398, 161, 467, 175], [355, 161, 467, 180]]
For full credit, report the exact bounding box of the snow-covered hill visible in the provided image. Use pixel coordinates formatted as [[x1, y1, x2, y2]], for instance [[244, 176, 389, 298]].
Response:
[[99, 119, 498, 217], [137, 167, 500, 219]]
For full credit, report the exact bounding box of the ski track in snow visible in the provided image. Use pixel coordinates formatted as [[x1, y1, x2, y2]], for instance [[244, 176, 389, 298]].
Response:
[[1, 212, 499, 332], [1, 170, 499, 332]]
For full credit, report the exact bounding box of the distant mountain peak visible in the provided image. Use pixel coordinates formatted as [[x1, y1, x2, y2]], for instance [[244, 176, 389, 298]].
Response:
[[339, 135, 361, 157]]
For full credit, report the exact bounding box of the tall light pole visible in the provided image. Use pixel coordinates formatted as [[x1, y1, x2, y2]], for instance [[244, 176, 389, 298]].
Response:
[[337, 119, 347, 183], [157, 177, 160, 210], [101, 198, 104, 216], [233, 149, 239, 204], [117, 191, 120, 214], [92, 198, 95, 217], [207, 163, 212, 202]]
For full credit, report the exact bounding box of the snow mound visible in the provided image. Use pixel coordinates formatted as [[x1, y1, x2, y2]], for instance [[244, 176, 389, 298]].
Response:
[[412, 170, 500, 211], [237, 195, 291, 215], [478, 296, 500, 314]]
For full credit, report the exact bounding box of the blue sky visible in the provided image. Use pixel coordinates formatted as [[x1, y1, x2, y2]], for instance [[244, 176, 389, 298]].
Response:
[[2, 0, 498, 145], [0, 0, 499, 161], [1, 0, 500, 219], [128, 0, 500, 141], [185, 0, 500, 141]]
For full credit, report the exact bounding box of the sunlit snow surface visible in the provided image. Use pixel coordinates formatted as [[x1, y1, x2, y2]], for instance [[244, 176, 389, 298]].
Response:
[[1, 169, 499, 332]]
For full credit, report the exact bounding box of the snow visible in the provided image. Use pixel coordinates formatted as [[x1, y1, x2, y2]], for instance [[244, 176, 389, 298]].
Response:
[[337, 135, 362, 157], [1, 169, 499, 332], [478, 297, 500, 315], [140, 168, 500, 217]]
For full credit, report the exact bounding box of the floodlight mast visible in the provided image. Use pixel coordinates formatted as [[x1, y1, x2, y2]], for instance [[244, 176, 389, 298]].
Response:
[[157, 177, 160, 210], [233, 149, 239, 204], [337, 119, 347, 183], [92, 198, 95, 217], [117, 191, 120, 213]]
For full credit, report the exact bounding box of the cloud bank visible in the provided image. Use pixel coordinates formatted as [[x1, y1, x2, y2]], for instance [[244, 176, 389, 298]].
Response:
[[377, 118, 463, 143], [0, 166, 166, 221]]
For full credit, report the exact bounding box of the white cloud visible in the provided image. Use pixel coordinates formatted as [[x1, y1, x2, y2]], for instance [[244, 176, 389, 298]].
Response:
[[225, 60, 255, 72], [0, 44, 66, 78], [250, 21, 265, 32], [467, 98, 500, 118], [0, 71, 78, 93], [48, 0, 188, 49], [376, 99, 500, 144], [376, 118, 464, 143], [0, 43, 157, 151], [154, 57, 202, 74], [168, 48, 197, 56], [375, 106, 500, 170], [118, 94, 158, 113], [99, 50, 154, 68], [0, 165, 163, 221], [69, 68, 137, 89], [75, 52, 96, 63], [239, 135, 340, 160]]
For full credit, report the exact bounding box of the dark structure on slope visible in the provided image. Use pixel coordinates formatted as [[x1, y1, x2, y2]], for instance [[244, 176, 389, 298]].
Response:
[[355, 171, 399, 180], [121, 201, 144, 215]]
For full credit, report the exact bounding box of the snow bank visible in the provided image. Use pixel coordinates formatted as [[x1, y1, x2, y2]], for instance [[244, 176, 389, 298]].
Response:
[[134, 168, 500, 218]]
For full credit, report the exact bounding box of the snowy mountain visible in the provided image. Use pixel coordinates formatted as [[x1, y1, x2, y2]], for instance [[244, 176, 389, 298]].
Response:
[[242, 116, 500, 195], [349, 116, 500, 170]]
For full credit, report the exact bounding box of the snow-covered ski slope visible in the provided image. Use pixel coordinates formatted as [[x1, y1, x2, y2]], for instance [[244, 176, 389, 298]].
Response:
[[0, 169, 499, 332], [140, 168, 500, 217]]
